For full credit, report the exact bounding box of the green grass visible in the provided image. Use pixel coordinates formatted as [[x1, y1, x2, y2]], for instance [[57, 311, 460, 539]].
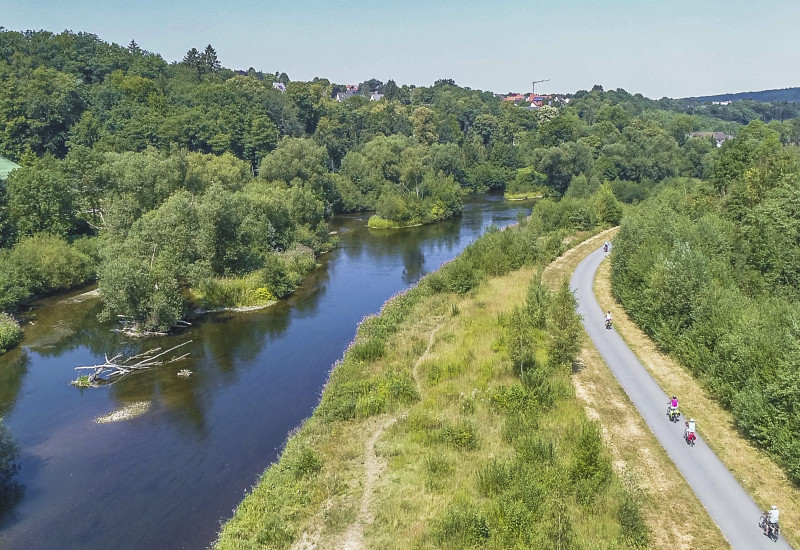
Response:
[[504, 191, 543, 201], [190, 272, 276, 309], [189, 247, 317, 310], [213, 221, 644, 549], [366, 215, 424, 229]]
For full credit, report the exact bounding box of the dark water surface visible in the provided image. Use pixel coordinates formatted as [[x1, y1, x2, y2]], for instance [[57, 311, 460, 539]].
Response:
[[0, 196, 531, 549]]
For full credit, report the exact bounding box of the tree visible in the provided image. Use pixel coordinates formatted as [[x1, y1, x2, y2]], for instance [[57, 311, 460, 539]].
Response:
[[383, 79, 399, 100], [472, 114, 498, 147], [182, 47, 200, 67], [259, 137, 328, 185], [244, 116, 279, 170], [506, 305, 535, 376], [669, 114, 694, 146], [287, 81, 323, 134], [547, 278, 582, 369], [525, 272, 550, 329], [200, 44, 221, 74], [713, 120, 781, 195], [7, 155, 76, 238], [410, 106, 438, 145], [533, 141, 594, 194], [359, 78, 384, 93], [592, 183, 623, 225]]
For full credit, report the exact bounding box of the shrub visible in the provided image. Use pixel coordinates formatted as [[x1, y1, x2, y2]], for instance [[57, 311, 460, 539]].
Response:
[[348, 336, 386, 362], [571, 421, 613, 504], [289, 447, 322, 479], [618, 492, 650, 548], [0, 233, 95, 310], [433, 499, 491, 546], [439, 419, 478, 450], [0, 314, 22, 354], [444, 258, 481, 294], [477, 459, 512, 497]]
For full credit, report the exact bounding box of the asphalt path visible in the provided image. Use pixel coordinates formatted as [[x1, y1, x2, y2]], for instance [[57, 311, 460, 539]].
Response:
[[571, 246, 792, 550]]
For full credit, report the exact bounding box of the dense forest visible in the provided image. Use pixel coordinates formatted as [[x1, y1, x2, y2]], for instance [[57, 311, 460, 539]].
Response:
[[611, 119, 800, 483], [0, 28, 798, 342], [687, 86, 800, 105]]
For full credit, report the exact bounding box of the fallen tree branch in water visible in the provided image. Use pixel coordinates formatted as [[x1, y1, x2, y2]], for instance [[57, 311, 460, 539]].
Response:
[[72, 340, 193, 388]]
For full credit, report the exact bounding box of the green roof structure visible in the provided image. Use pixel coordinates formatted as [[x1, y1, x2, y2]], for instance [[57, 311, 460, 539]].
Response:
[[0, 155, 20, 180]]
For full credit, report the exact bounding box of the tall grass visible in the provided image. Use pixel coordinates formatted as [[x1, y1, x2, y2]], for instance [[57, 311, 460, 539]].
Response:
[[214, 201, 643, 549]]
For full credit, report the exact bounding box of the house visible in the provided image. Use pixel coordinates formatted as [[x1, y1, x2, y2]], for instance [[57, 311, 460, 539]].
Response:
[[336, 90, 359, 102], [688, 131, 734, 147], [370, 92, 384, 101], [503, 93, 527, 103], [0, 155, 20, 181], [526, 94, 552, 107], [272, 82, 286, 92]]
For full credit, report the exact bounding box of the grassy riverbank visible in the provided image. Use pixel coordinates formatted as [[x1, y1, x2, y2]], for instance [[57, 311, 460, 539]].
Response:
[[214, 220, 653, 549]]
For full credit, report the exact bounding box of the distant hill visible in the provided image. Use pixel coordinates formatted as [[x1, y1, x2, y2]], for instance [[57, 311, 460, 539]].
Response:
[[686, 87, 800, 103]]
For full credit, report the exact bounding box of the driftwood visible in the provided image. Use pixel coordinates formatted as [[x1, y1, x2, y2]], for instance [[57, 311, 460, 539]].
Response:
[[73, 340, 193, 387]]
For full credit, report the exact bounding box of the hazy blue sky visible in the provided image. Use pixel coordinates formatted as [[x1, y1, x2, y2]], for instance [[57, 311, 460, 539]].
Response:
[[3, 0, 798, 98]]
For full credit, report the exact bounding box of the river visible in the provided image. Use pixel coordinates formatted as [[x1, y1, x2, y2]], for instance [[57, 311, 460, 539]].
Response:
[[0, 195, 531, 549]]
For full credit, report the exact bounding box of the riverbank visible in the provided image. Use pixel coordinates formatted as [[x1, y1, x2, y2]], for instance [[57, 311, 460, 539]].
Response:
[[504, 192, 543, 201], [213, 223, 653, 549], [0, 196, 548, 550]]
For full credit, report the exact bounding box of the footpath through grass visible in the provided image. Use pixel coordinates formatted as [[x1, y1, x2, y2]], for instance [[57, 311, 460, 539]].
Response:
[[214, 219, 653, 550]]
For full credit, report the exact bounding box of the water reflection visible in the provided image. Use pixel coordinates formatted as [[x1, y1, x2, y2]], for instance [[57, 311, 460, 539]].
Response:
[[0, 195, 535, 549], [0, 351, 27, 418], [0, 421, 23, 522]]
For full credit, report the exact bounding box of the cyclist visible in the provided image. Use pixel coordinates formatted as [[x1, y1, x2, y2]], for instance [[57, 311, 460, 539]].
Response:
[[765, 505, 780, 537]]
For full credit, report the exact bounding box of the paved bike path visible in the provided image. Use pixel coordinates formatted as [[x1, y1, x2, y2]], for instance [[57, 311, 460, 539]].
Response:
[[571, 247, 791, 550]]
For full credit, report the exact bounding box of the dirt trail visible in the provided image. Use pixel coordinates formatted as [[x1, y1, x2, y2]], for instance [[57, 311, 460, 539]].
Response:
[[335, 321, 443, 550]]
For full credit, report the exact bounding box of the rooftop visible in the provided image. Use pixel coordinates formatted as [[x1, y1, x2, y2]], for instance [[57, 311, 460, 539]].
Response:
[[0, 155, 20, 180]]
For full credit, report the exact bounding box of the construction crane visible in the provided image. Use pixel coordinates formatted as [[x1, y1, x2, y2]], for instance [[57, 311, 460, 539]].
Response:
[[532, 79, 550, 96]]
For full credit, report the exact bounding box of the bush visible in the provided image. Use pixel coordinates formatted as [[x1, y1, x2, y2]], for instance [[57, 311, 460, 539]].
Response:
[[348, 336, 386, 362], [438, 419, 479, 450], [0, 233, 95, 310], [618, 492, 650, 548], [433, 499, 491, 546], [444, 258, 481, 294], [0, 314, 22, 354], [477, 459, 512, 497], [288, 447, 322, 479]]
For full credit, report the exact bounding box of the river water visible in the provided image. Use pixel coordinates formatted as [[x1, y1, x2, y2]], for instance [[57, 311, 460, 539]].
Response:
[[0, 196, 531, 549]]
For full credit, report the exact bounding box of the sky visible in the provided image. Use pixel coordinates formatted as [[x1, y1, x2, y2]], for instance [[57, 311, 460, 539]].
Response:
[[3, 0, 799, 99]]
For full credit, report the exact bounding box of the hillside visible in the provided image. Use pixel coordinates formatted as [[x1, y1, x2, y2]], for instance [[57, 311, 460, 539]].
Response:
[[686, 86, 800, 103]]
